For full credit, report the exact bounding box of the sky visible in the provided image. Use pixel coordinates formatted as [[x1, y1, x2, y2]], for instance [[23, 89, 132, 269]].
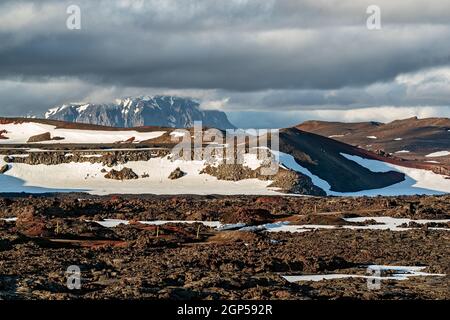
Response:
[[1, 0, 450, 128]]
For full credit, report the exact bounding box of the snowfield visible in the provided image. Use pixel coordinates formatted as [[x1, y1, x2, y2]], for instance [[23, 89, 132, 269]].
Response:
[[0, 122, 166, 144], [338, 154, 450, 195], [277, 152, 450, 196], [0, 122, 448, 196], [0, 156, 277, 195], [0, 150, 448, 196]]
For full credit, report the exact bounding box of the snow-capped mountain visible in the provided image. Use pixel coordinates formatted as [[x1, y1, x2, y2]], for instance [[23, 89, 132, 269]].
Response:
[[45, 96, 235, 129]]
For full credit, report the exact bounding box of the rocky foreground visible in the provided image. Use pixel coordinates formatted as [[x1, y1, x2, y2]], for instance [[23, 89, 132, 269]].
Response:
[[0, 194, 449, 300]]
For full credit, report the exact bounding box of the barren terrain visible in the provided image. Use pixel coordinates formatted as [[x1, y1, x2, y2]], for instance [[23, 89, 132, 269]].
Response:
[[0, 194, 448, 300]]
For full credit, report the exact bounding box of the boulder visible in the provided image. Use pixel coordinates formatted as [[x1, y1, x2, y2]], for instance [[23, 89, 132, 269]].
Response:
[[168, 167, 186, 180], [268, 168, 326, 196], [27, 132, 65, 143], [0, 129, 8, 139], [0, 164, 9, 174], [221, 208, 274, 225], [104, 167, 139, 180]]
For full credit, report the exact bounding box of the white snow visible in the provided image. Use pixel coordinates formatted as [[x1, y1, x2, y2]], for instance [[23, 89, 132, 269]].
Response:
[[6, 154, 29, 158], [395, 150, 410, 154], [394, 138, 403, 141], [0, 122, 166, 144], [260, 151, 450, 196], [170, 131, 187, 138], [239, 217, 449, 233], [94, 219, 129, 228], [81, 154, 103, 158], [275, 151, 332, 193], [328, 135, 345, 138], [425, 151, 450, 157], [343, 216, 449, 231], [45, 105, 69, 119], [282, 265, 445, 283], [0, 156, 277, 195], [242, 152, 265, 170], [77, 104, 90, 112], [366, 136, 377, 139], [339, 154, 450, 195]]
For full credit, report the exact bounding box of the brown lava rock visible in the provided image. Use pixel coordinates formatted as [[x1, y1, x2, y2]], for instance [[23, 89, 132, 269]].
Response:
[[221, 208, 274, 225], [208, 231, 258, 243], [0, 164, 9, 174], [27, 132, 64, 143], [168, 167, 186, 180], [104, 167, 139, 180], [268, 168, 326, 196], [0, 129, 8, 139], [201, 163, 325, 196], [201, 163, 256, 181], [15, 206, 52, 237]]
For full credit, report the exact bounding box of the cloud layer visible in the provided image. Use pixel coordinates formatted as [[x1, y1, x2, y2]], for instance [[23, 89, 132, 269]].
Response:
[[0, 0, 449, 126]]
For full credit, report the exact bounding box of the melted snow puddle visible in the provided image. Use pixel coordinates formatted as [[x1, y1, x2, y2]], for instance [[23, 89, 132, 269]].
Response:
[[283, 265, 446, 283]]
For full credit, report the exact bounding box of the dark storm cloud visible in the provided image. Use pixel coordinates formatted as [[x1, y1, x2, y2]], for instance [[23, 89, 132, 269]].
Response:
[[1, 0, 450, 121], [1, 0, 450, 91]]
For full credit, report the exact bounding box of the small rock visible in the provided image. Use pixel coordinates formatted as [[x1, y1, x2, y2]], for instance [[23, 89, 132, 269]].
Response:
[[0, 164, 9, 174], [168, 167, 186, 180], [104, 167, 139, 180]]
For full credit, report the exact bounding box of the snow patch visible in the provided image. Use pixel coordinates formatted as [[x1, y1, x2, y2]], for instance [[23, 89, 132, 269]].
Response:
[[170, 131, 187, 138], [0, 156, 276, 195], [0, 122, 166, 144], [339, 154, 450, 195], [328, 134, 345, 138], [283, 265, 445, 283], [240, 217, 449, 233], [425, 151, 450, 157], [77, 104, 90, 112], [395, 150, 410, 154]]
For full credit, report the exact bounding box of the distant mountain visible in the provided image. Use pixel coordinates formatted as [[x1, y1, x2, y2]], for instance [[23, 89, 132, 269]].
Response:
[[297, 117, 450, 154], [44, 96, 235, 129], [297, 117, 450, 172]]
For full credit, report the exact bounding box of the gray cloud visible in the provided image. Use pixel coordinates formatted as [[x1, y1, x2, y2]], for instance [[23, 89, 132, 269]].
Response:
[[0, 0, 450, 125]]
